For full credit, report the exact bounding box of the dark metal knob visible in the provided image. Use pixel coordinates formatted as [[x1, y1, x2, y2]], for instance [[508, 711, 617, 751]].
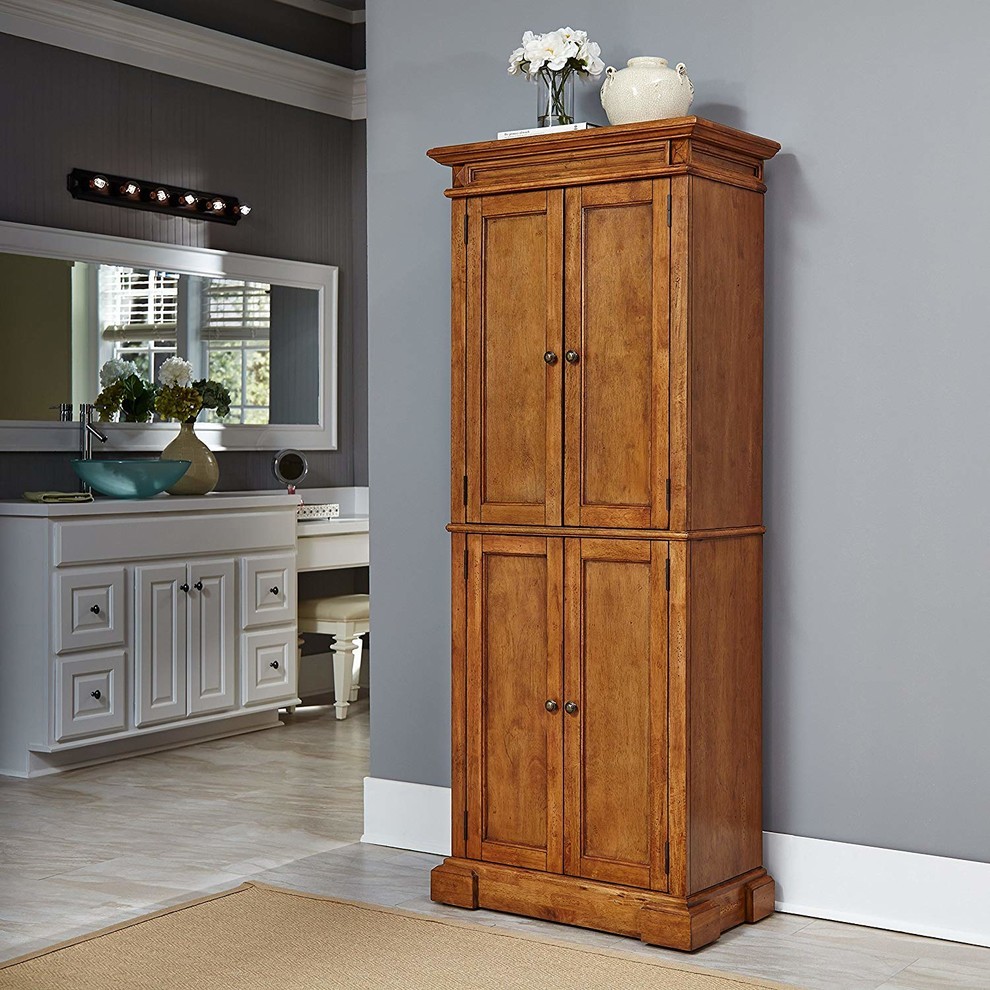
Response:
[[180, 583, 190, 593], [545, 699, 559, 713], [270, 586, 279, 596], [194, 581, 204, 591], [91, 689, 101, 700], [90, 604, 101, 615], [564, 701, 579, 715], [270, 660, 280, 669], [564, 350, 580, 364], [543, 351, 558, 365]]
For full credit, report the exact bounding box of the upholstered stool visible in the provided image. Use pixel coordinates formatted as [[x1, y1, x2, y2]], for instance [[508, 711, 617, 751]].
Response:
[[297, 594, 370, 720]]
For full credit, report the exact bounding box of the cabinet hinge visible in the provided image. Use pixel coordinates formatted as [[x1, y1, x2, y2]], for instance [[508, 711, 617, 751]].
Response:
[[462, 474, 468, 506], [666, 194, 672, 228], [463, 810, 469, 841], [463, 214, 469, 244], [664, 841, 670, 874], [463, 548, 468, 580], [665, 557, 670, 591], [665, 477, 671, 512]]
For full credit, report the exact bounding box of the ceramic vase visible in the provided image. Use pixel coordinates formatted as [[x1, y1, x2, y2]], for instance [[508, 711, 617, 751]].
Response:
[[161, 422, 219, 495], [600, 56, 694, 125]]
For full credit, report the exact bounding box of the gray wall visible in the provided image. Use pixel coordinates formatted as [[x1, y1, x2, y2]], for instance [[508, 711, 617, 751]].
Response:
[[0, 32, 367, 495], [367, 0, 990, 863]]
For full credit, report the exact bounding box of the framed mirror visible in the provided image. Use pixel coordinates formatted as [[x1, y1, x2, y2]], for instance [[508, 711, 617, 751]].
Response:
[[0, 221, 338, 451]]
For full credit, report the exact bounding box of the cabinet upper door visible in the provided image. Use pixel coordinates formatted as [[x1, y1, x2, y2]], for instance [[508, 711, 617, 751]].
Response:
[[466, 535, 563, 873], [563, 538, 668, 891], [466, 191, 563, 526], [563, 180, 670, 529]]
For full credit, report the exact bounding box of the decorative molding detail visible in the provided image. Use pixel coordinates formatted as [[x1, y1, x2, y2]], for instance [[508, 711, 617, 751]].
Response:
[[361, 777, 451, 856], [361, 780, 990, 947], [0, 0, 366, 120], [271, 0, 366, 25]]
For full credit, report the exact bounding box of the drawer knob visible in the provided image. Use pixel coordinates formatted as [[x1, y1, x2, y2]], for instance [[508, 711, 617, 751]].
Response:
[[544, 699, 559, 713], [180, 583, 190, 593], [543, 350, 558, 365], [90, 604, 101, 615], [270, 660, 280, 669], [91, 689, 101, 700], [194, 581, 204, 591], [270, 586, 279, 596], [564, 349, 580, 364], [564, 700, 579, 715]]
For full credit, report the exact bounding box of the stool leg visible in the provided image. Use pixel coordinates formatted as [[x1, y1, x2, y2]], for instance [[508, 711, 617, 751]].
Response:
[[331, 636, 356, 720], [349, 636, 363, 702]]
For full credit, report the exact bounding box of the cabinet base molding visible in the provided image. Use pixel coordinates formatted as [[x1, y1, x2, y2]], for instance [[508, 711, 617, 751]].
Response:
[[430, 858, 775, 952], [8, 708, 286, 779]]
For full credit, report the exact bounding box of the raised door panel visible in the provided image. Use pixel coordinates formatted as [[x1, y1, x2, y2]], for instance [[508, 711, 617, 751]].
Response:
[[466, 535, 563, 872], [188, 558, 236, 716], [563, 181, 670, 529], [241, 553, 296, 629], [242, 627, 297, 705], [55, 566, 126, 655], [564, 538, 668, 891], [467, 191, 563, 526], [55, 650, 127, 742], [135, 563, 187, 726]]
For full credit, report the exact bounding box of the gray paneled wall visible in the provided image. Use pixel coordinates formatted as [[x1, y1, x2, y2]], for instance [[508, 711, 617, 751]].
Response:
[[0, 32, 367, 496], [367, 0, 990, 862]]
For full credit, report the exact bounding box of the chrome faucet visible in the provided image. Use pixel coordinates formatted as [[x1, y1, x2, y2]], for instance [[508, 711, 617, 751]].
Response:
[[79, 403, 108, 460]]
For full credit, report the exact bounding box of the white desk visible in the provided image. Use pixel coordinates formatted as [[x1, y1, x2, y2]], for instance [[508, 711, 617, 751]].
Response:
[[296, 516, 369, 572]]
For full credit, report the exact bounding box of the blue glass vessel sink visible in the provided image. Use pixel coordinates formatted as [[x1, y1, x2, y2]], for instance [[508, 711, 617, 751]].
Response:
[[70, 459, 191, 499]]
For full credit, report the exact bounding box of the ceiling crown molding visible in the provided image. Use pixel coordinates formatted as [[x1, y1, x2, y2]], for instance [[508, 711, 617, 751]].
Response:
[[272, 0, 366, 25], [0, 0, 366, 120]]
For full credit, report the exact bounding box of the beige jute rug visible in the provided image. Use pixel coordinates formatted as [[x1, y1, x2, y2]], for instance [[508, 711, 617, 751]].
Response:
[[0, 882, 800, 990]]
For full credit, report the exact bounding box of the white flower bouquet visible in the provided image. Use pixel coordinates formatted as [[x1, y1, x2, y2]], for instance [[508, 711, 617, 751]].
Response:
[[508, 27, 605, 127]]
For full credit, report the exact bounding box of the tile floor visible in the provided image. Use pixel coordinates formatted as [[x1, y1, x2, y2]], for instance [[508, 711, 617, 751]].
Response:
[[1, 701, 988, 989]]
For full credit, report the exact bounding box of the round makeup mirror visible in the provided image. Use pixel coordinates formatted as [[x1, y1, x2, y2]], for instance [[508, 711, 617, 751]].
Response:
[[272, 448, 309, 487]]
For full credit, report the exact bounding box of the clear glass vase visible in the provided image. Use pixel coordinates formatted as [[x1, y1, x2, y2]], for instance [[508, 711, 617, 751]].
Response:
[[536, 69, 575, 127]]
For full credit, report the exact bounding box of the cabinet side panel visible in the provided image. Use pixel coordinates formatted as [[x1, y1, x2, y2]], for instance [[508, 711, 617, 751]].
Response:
[[687, 178, 764, 529], [450, 200, 467, 524], [688, 536, 763, 894]]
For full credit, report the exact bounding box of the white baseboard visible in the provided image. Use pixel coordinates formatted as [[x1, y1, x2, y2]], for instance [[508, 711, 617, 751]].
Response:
[[765, 831, 990, 948], [361, 777, 451, 856], [361, 778, 990, 947]]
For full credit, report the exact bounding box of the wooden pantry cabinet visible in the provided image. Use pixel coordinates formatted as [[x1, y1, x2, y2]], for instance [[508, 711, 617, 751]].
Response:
[[428, 118, 780, 951]]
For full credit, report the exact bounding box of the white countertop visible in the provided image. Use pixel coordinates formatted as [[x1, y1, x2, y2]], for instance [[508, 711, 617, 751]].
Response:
[[0, 491, 301, 518]]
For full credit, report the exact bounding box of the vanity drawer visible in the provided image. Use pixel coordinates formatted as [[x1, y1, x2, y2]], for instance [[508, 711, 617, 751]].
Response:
[[56, 566, 126, 654], [242, 627, 297, 705], [241, 553, 296, 629], [55, 651, 127, 741]]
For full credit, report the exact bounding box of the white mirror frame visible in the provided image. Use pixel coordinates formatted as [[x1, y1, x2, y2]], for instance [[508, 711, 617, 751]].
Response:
[[0, 220, 338, 452]]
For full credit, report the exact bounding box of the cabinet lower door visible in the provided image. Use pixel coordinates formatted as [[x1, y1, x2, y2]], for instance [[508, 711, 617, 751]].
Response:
[[466, 190, 563, 526], [465, 535, 563, 872], [188, 559, 236, 715], [135, 564, 188, 726], [563, 539, 669, 890], [563, 181, 670, 529]]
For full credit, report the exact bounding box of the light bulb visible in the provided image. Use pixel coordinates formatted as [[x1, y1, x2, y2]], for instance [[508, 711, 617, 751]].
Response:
[[121, 181, 140, 198], [236, 203, 252, 217], [179, 192, 197, 207], [90, 175, 109, 191], [151, 188, 170, 204], [208, 198, 226, 213]]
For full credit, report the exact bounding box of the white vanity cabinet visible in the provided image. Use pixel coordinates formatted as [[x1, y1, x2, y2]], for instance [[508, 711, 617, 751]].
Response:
[[0, 493, 300, 777]]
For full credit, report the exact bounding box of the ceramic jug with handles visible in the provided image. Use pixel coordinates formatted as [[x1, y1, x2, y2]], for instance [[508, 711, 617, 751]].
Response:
[[600, 56, 694, 125]]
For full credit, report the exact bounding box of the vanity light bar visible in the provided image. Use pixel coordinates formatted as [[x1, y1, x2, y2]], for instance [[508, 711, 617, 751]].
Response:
[[67, 169, 251, 225]]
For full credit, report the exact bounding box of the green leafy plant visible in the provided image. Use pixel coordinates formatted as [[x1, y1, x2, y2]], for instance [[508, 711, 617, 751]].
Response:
[[95, 360, 156, 422]]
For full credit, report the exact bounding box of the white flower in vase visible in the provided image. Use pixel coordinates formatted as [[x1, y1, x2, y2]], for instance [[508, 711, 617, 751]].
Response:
[[99, 357, 138, 388], [158, 355, 194, 389]]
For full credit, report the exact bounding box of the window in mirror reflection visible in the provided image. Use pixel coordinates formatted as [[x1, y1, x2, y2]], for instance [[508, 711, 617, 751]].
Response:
[[98, 267, 273, 425]]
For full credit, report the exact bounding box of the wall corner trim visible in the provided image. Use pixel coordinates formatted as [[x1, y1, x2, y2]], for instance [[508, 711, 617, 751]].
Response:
[[361, 776, 451, 856], [0, 0, 366, 120], [361, 779, 990, 947]]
